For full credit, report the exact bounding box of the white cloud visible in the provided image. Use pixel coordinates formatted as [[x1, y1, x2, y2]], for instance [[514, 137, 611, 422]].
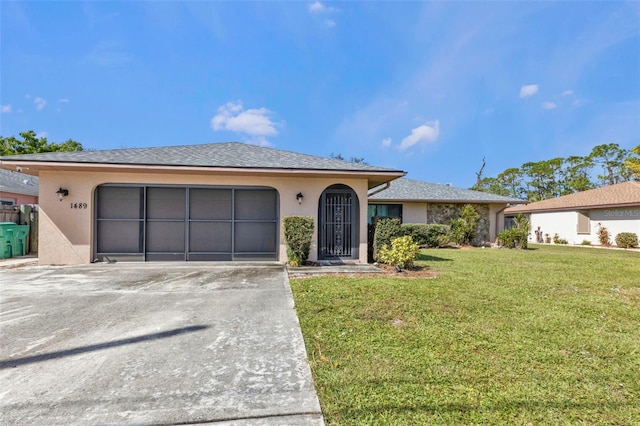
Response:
[[398, 120, 440, 151], [308, 1, 337, 13], [484, 107, 495, 115], [573, 98, 588, 107], [1, 105, 11, 113], [210, 101, 281, 145], [34, 97, 47, 111], [562, 90, 574, 96], [58, 98, 70, 103], [381, 137, 392, 147], [541, 101, 557, 110], [309, 1, 338, 26], [519, 84, 539, 98], [36, 131, 48, 138], [308, 1, 325, 13]]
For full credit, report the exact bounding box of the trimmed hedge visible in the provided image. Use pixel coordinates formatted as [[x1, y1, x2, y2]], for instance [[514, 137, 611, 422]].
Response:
[[402, 223, 450, 247], [283, 216, 314, 266], [615, 232, 638, 248], [373, 217, 402, 261]]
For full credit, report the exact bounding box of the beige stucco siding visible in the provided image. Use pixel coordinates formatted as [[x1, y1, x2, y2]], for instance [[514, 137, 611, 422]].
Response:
[[38, 170, 369, 264]]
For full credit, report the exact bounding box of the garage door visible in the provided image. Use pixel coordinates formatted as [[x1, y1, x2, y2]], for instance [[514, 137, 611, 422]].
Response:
[[95, 185, 278, 262]]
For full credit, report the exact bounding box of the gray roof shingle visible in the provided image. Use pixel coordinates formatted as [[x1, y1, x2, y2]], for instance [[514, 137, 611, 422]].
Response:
[[0, 169, 39, 197], [0, 142, 401, 173], [369, 177, 523, 203]]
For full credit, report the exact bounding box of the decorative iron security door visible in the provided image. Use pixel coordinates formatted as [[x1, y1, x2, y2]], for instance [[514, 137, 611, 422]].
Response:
[[320, 186, 356, 259]]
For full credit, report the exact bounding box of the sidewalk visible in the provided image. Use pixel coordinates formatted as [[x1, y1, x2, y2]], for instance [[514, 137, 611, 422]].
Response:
[[0, 255, 38, 269]]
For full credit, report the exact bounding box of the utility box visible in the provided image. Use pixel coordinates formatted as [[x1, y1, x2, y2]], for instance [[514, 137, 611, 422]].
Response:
[[0, 222, 30, 259]]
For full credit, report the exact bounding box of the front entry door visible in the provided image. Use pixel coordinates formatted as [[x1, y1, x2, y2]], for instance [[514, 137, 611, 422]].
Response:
[[319, 185, 358, 260]]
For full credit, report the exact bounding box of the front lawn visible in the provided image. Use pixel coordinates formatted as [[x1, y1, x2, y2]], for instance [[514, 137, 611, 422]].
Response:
[[290, 245, 640, 425]]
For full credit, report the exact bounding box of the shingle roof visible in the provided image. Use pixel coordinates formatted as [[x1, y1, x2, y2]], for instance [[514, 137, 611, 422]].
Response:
[[0, 142, 401, 173], [0, 169, 39, 197], [369, 177, 524, 203], [504, 181, 640, 214]]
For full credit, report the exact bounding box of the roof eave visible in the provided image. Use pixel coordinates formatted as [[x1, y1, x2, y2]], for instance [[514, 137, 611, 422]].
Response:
[[369, 197, 524, 204], [506, 202, 640, 214], [0, 160, 405, 189]]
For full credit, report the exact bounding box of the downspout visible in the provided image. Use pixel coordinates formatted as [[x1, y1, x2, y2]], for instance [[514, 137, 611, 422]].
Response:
[[367, 181, 391, 197]]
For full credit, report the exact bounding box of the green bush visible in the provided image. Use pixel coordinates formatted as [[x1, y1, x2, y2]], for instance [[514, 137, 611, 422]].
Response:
[[497, 227, 529, 249], [373, 217, 402, 261], [401, 223, 450, 247], [448, 204, 480, 245], [615, 232, 638, 248], [552, 233, 568, 245], [497, 213, 530, 249], [581, 240, 591, 245], [283, 216, 314, 266], [377, 236, 419, 268]]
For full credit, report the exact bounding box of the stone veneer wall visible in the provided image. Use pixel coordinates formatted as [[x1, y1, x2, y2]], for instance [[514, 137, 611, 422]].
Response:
[[427, 203, 491, 245]]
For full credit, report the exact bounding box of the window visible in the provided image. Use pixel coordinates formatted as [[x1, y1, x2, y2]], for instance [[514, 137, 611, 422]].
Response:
[[1, 198, 16, 206], [577, 211, 590, 234], [367, 204, 402, 224]]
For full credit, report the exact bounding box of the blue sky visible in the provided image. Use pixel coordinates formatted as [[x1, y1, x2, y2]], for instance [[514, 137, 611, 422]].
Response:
[[1, 1, 639, 187]]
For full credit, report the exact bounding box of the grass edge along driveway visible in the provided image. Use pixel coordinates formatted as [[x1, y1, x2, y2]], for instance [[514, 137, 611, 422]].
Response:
[[291, 245, 640, 425]]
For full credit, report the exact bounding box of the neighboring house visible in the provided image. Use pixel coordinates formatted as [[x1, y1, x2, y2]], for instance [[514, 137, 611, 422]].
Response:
[[504, 181, 640, 246], [0, 168, 39, 206], [368, 178, 524, 244], [0, 142, 405, 265]]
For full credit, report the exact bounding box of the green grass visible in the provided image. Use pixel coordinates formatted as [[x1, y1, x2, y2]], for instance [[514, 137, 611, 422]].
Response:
[[290, 245, 640, 425]]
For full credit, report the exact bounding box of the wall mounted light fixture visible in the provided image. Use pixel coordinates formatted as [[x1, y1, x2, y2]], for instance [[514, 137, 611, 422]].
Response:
[[296, 192, 304, 204], [56, 187, 69, 201]]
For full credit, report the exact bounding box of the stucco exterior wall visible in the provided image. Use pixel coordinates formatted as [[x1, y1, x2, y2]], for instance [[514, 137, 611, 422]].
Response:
[[38, 170, 370, 265], [528, 207, 640, 245]]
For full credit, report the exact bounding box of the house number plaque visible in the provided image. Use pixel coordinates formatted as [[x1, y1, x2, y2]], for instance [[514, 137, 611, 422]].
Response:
[[70, 203, 88, 209]]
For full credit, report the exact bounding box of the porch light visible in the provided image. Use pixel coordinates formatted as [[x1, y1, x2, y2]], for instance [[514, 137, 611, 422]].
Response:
[[296, 192, 304, 204], [56, 187, 69, 201]]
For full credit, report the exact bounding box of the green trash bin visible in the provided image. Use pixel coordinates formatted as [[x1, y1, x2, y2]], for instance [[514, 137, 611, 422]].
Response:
[[0, 222, 30, 258], [11, 224, 29, 256], [0, 223, 15, 259]]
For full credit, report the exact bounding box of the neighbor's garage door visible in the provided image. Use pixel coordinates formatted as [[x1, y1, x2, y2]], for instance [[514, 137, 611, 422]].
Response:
[[96, 185, 278, 262]]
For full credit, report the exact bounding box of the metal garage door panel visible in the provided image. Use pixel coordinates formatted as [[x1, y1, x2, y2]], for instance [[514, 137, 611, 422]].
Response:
[[97, 185, 277, 262]]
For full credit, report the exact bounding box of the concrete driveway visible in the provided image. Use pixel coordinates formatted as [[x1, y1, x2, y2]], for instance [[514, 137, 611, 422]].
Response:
[[0, 263, 323, 425]]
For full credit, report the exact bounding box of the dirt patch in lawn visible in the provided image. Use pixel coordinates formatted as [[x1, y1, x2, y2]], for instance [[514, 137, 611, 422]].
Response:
[[374, 263, 438, 278]]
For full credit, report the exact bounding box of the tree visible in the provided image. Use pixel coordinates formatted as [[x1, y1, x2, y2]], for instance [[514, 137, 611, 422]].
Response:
[[0, 130, 83, 156], [521, 158, 564, 201], [624, 144, 640, 180], [588, 143, 631, 186], [496, 168, 523, 199], [561, 155, 595, 194], [474, 157, 486, 189], [330, 153, 368, 164]]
